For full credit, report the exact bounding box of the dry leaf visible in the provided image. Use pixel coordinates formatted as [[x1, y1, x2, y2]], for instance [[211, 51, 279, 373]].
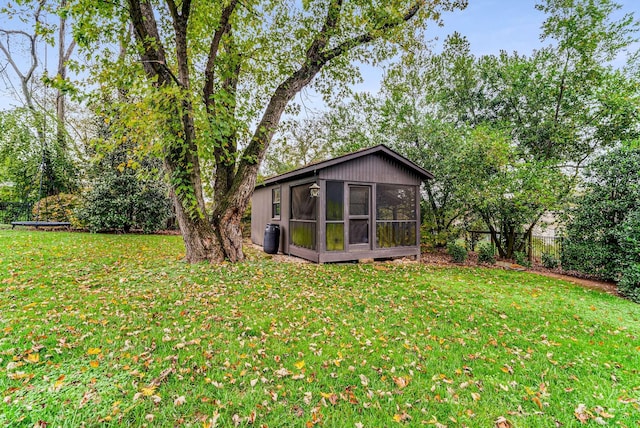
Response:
[[393, 376, 410, 389], [275, 367, 291, 378], [141, 386, 156, 397], [359, 374, 369, 387], [532, 396, 543, 410], [25, 353, 40, 363], [495, 416, 512, 428], [574, 404, 591, 423]]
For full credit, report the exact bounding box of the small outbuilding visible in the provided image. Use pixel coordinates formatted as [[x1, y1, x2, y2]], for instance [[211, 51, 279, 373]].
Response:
[[251, 144, 433, 263]]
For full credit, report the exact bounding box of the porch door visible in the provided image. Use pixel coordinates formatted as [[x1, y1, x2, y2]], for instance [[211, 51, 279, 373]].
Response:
[[348, 185, 371, 251]]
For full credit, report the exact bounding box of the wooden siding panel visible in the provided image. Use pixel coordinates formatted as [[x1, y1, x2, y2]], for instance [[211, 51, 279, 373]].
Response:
[[319, 154, 421, 185], [251, 187, 272, 246]]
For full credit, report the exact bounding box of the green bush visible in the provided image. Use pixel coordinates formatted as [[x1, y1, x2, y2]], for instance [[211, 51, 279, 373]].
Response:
[[447, 242, 467, 263], [32, 193, 81, 227], [541, 252, 559, 269], [514, 251, 531, 268], [477, 242, 496, 264], [618, 264, 640, 303], [562, 148, 640, 301], [77, 172, 171, 233]]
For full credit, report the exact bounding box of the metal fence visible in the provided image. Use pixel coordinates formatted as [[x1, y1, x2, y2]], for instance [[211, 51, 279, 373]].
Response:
[[530, 235, 563, 260], [0, 201, 32, 224], [467, 230, 563, 261]]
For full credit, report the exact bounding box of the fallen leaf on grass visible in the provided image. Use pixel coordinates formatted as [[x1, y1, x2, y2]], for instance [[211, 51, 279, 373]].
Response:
[[141, 386, 157, 397], [393, 376, 411, 389], [303, 392, 313, 405], [320, 392, 338, 405], [532, 396, 543, 410], [495, 416, 512, 428], [232, 413, 242, 426], [25, 353, 39, 363], [274, 367, 291, 378], [53, 375, 65, 391], [359, 374, 369, 387], [575, 404, 591, 423], [393, 412, 412, 423]]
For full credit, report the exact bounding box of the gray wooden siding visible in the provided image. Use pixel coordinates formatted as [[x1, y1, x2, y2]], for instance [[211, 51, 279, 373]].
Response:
[[250, 186, 272, 246], [251, 184, 287, 253], [319, 154, 421, 186]]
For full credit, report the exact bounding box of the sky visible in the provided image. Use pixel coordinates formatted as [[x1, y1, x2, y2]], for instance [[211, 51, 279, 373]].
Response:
[[1, 0, 639, 112], [340, 0, 640, 99]]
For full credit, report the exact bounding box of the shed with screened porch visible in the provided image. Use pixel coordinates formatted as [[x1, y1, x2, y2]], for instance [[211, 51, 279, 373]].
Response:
[[251, 145, 433, 263]]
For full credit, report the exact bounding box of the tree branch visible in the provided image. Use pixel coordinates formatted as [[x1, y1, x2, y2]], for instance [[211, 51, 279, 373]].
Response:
[[228, 1, 425, 212], [203, 0, 238, 107], [321, 1, 422, 64], [127, 0, 173, 85]]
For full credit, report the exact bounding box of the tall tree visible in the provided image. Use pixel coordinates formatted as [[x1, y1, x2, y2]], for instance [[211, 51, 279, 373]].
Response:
[[73, 0, 467, 263], [52, 0, 76, 149], [0, 0, 47, 140], [0, 0, 79, 197]]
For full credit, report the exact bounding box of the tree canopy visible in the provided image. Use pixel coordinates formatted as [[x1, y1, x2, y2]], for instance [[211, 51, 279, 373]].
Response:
[[307, 0, 639, 257]]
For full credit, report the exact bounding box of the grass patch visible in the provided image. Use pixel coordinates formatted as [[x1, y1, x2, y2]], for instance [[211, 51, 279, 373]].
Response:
[[1, 230, 639, 427]]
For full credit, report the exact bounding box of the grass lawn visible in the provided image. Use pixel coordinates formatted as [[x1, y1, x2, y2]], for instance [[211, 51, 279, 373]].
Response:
[[1, 230, 639, 427]]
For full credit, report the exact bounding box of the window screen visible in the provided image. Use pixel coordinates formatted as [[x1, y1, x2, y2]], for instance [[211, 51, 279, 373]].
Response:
[[326, 182, 344, 251], [290, 184, 317, 250], [376, 185, 417, 248], [291, 184, 316, 220]]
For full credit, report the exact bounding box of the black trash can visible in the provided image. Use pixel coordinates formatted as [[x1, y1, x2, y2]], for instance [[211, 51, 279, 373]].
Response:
[[264, 223, 280, 254]]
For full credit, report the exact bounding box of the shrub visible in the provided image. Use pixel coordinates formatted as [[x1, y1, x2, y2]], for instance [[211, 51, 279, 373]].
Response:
[[420, 223, 455, 250], [541, 252, 559, 269], [32, 193, 81, 227], [477, 242, 496, 264], [562, 148, 640, 297], [447, 242, 467, 263], [77, 172, 171, 233], [514, 251, 531, 268], [618, 265, 640, 303]]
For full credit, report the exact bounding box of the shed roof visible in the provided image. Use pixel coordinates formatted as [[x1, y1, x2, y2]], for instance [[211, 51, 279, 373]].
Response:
[[259, 144, 433, 187]]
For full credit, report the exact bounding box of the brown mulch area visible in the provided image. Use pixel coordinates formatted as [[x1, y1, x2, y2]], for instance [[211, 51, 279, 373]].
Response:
[[421, 249, 620, 296]]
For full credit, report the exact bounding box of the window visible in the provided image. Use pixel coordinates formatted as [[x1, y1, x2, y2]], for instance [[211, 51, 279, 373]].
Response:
[[326, 181, 344, 251], [290, 184, 317, 250], [272, 187, 281, 219], [376, 185, 417, 247]]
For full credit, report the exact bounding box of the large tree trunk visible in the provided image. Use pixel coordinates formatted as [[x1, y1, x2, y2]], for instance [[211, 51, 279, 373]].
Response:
[[173, 166, 256, 263], [172, 191, 225, 263]]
